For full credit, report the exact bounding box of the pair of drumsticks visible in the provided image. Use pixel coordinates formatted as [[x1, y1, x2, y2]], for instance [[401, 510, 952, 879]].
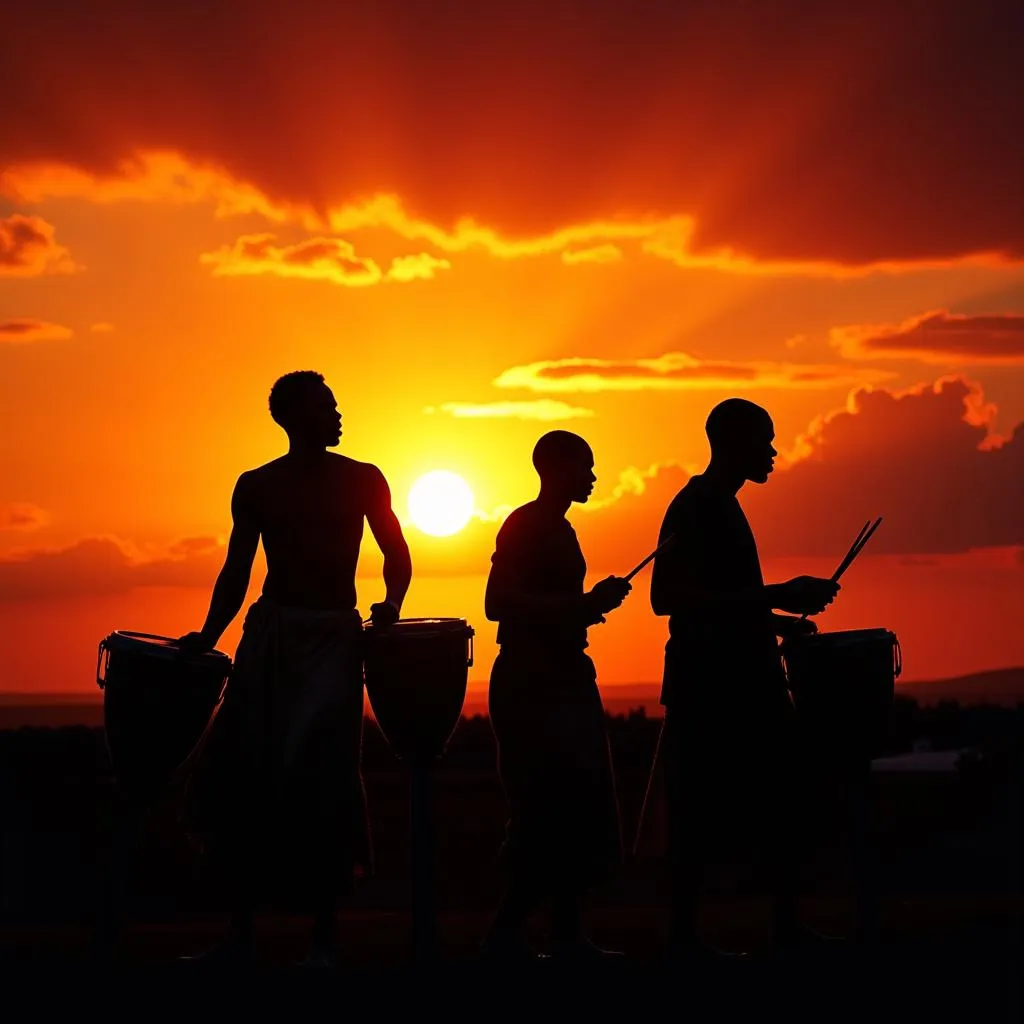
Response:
[[798, 515, 883, 620]]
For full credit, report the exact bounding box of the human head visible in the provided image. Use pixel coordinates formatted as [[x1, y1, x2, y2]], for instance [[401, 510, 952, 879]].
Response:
[[268, 370, 342, 448], [705, 398, 777, 484], [532, 430, 596, 503]]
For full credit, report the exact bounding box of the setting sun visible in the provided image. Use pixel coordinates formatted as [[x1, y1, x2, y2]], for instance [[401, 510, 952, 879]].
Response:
[[407, 471, 475, 537]]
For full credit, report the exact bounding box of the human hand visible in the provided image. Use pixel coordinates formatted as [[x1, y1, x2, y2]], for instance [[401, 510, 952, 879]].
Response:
[[588, 576, 632, 614], [176, 631, 214, 655], [775, 615, 818, 640], [369, 600, 400, 626], [775, 576, 839, 616]]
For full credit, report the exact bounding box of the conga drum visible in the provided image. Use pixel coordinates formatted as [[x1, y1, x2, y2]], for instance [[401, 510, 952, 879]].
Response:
[[362, 617, 474, 762], [96, 631, 231, 806], [782, 627, 901, 763]]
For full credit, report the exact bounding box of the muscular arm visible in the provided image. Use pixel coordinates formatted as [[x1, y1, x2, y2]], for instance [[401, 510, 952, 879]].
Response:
[[198, 474, 260, 647], [365, 467, 412, 613]]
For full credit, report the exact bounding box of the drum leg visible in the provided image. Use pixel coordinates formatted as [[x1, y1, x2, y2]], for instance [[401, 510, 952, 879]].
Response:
[[93, 793, 142, 961], [408, 756, 438, 961], [850, 763, 881, 946]]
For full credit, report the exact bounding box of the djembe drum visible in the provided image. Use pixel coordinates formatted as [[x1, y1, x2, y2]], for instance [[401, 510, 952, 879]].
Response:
[[96, 631, 231, 807], [782, 627, 901, 764], [362, 617, 474, 959], [782, 627, 901, 943]]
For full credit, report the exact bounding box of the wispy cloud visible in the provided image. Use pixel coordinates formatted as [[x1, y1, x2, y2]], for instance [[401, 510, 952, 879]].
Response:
[[494, 353, 895, 392], [0, 319, 74, 344], [424, 399, 595, 421], [0, 215, 78, 277], [831, 310, 1024, 365]]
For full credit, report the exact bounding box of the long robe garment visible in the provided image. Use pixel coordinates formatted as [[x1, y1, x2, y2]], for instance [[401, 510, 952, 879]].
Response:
[[487, 501, 622, 892], [651, 473, 798, 870], [185, 597, 371, 908]]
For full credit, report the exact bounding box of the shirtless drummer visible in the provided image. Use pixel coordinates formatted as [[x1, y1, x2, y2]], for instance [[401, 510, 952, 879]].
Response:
[[178, 370, 412, 967]]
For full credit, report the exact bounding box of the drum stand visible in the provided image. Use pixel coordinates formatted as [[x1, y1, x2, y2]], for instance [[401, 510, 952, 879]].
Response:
[[92, 788, 146, 960], [408, 755, 439, 961], [849, 761, 881, 946]]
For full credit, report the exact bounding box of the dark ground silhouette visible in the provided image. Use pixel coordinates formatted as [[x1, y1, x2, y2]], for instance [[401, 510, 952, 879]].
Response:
[[0, 703, 1019, 1004]]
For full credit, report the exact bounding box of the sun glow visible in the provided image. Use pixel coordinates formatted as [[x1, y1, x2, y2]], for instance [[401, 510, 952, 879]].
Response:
[[407, 471, 475, 537]]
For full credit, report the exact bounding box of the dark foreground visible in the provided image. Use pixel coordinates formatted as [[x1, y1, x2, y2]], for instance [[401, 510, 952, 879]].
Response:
[[0, 914, 1019, 1023], [1, 707, 1021, 1019]]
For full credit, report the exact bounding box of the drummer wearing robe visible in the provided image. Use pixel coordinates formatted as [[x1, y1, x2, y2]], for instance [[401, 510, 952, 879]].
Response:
[[177, 370, 411, 968], [481, 430, 631, 960], [650, 398, 839, 954]]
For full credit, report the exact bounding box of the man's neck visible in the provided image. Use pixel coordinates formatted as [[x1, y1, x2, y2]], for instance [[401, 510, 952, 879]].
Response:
[[285, 443, 330, 466], [702, 460, 745, 497], [536, 487, 572, 518]]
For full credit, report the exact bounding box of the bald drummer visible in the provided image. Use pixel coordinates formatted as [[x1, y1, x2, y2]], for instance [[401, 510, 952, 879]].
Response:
[[650, 398, 840, 955], [481, 430, 631, 960]]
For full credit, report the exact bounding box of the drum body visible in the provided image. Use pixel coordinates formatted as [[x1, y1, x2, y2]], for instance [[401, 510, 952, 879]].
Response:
[[97, 631, 231, 804], [782, 628, 901, 762], [362, 618, 474, 761]]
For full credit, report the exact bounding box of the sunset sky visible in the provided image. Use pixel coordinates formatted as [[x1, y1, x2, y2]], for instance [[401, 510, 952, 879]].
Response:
[[1, 0, 1022, 698]]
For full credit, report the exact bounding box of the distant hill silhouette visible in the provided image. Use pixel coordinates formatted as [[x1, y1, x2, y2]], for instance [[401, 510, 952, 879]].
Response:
[[895, 666, 1024, 708]]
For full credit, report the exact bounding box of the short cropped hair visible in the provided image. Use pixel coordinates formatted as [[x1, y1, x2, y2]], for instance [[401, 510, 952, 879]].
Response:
[[705, 397, 771, 450], [532, 430, 591, 476], [268, 370, 325, 427]]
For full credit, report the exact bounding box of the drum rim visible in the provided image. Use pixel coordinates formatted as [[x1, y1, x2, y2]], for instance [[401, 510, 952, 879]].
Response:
[[785, 627, 895, 644], [101, 630, 231, 662], [364, 617, 473, 633]]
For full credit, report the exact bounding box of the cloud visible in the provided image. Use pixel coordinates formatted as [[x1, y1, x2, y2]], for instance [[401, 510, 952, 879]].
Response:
[[386, 253, 452, 282], [494, 353, 896, 393], [424, 400, 595, 421], [0, 503, 50, 532], [200, 233, 382, 287], [831, 310, 1024, 365], [0, 536, 226, 601], [200, 233, 453, 287], [561, 245, 623, 265], [0, 215, 77, 277], [89, 322, 115, 333], [3, 157, 1017, 278], [2, 3, 1021, 269], [0, 152, 305, 224], [0, 319, 74, 344], [743, 376, 1023, 557]]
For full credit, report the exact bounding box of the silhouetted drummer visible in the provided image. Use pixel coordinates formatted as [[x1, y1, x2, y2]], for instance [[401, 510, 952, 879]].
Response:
[[481, 430, 630, 960], [177, 370, 411, 968], [650, 398, 839, 955]]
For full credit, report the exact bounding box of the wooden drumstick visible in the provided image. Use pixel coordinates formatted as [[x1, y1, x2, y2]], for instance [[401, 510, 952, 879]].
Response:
[[833, 516, 882, 582], [624, 534, 676, 582], [799, 517, 882, 620], [836, 520, 871, 578]]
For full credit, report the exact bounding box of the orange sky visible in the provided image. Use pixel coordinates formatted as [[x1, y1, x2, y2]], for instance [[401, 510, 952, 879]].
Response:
[[1, 1, 1023, 696]]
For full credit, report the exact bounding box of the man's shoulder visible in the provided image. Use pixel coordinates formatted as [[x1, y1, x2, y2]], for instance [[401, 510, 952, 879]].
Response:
[[495, 502, 544, 542], [665, 475, 709, 514], [499, 501, 536, 529], [330, 453, 386, 481]]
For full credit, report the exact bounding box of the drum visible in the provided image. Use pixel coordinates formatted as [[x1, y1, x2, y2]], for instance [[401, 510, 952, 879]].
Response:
[[96, 631, 231, 804], [782, 628, 901, 762], [362, 618, 474, 761]]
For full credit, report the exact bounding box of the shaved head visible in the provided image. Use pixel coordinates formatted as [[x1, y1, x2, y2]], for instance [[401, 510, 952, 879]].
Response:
[[532, 430, 593, 478], [705, 398, 772, 452]]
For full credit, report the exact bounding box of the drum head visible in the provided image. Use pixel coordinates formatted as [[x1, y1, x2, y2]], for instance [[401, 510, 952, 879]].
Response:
[[364, 617, 472, 637], [102, 630, 231, 665]]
